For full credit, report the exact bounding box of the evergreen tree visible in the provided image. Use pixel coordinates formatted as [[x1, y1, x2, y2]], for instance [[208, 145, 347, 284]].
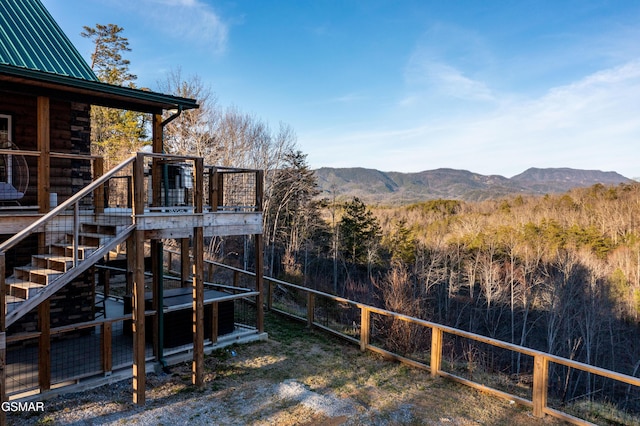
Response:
[[340, 197, 381, 267], [81, 24, 147, 168]]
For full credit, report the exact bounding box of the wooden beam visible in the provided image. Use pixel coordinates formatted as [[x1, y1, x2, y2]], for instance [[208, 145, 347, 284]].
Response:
[[360, 306, 370, 351], [132, 230, 146, 405], [181, 238, 190, 288], [430, 326, 443, 378], [193, 157, 205, 387], [101, 322, 112, 373], [152, 114, 163, 154], [533, 354, 549, 418], [38, 300, 51, 391], [211, 301, 219, 344], [37, 96, 50, 213], [255, 233, 264, 333], [150, 240, 161, 359], [192, 226, 204, 387]]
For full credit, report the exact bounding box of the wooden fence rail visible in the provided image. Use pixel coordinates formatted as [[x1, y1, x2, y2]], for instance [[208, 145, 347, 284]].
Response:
[[206, 261, 640, 426]]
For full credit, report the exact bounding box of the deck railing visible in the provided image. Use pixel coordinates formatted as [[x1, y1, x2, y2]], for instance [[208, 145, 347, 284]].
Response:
[[207, 261, 640, 426], [1, 152, 264, 400]]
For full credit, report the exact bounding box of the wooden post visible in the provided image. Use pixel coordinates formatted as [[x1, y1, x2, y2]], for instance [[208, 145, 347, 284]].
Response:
[[132, 154, 146, 405], [266, 280, 273, 311], [192, 226, 204, 387], [211, 301, 219, 344], [430, 326, 443, 378], [38, 300, 51, 391], [254, 169, 264, 332], [208, 262, 214, 283], [181, 238, 190, 288], [217, 171, 224, 208], [360, 307, 370, 351], [101, 321, 112, 373], [37, 96, 50, 213], [255, 234, 264, 333], [532, 354, 549, 418], [192, 157, 205, 387], [93, 157, 105, 214], [150, 240, 160, 359], [132, 230, 146, 405], [307, 292, 315, 328], [233, 270, 239, 288], [208, 167, 216, 211], [255, 170, 264, 212]]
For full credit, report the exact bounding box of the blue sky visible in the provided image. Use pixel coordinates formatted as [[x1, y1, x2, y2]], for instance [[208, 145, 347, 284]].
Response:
[[42, 0, 640, 178]]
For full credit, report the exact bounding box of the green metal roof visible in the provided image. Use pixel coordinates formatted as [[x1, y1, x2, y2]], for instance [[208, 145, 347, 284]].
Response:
[[0, 0, 98, 81], [0, 0, 198, 113]]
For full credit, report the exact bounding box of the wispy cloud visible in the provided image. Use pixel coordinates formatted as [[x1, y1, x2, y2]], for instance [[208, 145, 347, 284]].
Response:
[[305, 60, 640, 177], [405, 59, 495, 102], [402, 23, 496, 104], [115, 0, 228, 54]]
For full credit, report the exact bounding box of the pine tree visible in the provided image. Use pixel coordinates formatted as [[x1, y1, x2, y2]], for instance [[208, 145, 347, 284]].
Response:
[[340, 197, 381, 266], [81, 24, 147, 167]]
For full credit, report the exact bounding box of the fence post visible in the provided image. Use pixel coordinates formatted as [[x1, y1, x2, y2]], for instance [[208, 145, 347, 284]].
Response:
[[266, 279, 273, 311], [360, 306, 370, 351], [430, 326, 443, 378], [532, 354, 548, 418], [38, 300, 51, 391], [101, 321, 112, 374], [307, 292, 315, 328]]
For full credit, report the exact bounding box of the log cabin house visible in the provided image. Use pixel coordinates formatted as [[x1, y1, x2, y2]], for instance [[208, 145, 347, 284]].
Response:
[[0, 0, 265, 408]]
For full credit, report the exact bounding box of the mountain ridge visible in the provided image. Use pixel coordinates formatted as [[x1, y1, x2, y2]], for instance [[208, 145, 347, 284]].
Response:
[[314, 166, 632, 204]]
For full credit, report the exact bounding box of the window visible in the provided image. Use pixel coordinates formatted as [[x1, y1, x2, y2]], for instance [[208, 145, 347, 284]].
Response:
[[0, 114, 10, 142]]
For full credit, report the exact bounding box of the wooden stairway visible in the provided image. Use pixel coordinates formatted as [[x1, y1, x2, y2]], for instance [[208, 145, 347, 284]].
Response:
[[4, 215, 135, 321]]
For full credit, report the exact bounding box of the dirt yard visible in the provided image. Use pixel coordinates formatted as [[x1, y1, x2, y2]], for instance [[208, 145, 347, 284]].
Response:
[[9, 313, 566, 425]]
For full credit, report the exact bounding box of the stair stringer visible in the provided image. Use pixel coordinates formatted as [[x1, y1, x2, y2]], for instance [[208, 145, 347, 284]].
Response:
[[5, 223, 137, 328]]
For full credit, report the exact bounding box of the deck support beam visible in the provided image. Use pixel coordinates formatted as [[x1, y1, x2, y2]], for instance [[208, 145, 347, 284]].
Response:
[[132, 229, 146, 405], [38, 300, 50, 391], [192, 157, 205, 387], [255, 170, 264, 333], [132, 153, 146, 405], [181, 238, 190, 288], [37, 96, 50, 214]]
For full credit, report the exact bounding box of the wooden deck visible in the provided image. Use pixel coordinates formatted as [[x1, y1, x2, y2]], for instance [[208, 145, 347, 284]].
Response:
[[6, 294, 265, 399]]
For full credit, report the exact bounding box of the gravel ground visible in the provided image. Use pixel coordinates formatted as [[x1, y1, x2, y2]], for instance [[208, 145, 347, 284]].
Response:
[[8, 315, 566, 426]]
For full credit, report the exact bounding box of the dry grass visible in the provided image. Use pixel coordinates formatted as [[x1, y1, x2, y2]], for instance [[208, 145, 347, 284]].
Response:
[[10, 312, 566, 425]]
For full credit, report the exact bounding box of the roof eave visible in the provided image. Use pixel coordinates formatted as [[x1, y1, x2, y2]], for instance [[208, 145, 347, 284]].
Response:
[[0, 64, 199, 114]]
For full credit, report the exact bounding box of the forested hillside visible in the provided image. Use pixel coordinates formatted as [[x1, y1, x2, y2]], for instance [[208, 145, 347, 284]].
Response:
[[258, 164, 640, 410], [315, 166, 632, 203]]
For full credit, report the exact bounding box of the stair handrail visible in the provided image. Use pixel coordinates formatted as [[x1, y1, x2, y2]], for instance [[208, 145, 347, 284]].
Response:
[[0, 155, 136, 254]]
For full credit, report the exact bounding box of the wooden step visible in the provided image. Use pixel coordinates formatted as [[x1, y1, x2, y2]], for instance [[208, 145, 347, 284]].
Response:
[[14, 266, 63, 285], [6, 295, 24, 314], [51, 243, 97, 260], [32, 254, 74, 272], [64, 232, 112, 247], [7, 280, 46, 300], [80, 222, 118, 236]]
